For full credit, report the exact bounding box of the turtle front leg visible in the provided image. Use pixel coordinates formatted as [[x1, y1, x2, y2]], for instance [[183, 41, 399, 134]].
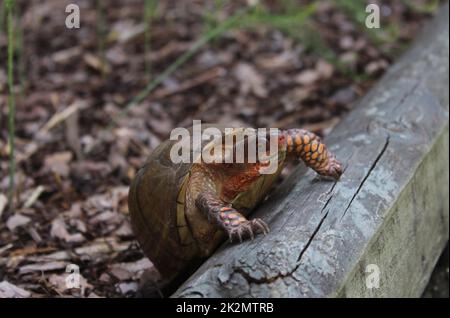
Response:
[[283, 129, 343, 180], [195, 192, 269, 242]]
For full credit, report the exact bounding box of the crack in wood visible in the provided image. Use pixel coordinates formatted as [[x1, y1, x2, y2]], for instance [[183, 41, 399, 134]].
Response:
[[394, 80, 421, 113], [340, 135, 390, 221], [228, 211, 330, 287], [296, 210, 329, 263]]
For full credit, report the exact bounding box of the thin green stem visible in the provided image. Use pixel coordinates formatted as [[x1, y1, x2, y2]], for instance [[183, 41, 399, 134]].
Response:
[[203, 0, 227, 31], [0, 1, 5, 33], [96, 0, 107, 77], [14, 2, 25, 98], [144, 0, 156, 80], [6, 0, 16, 212], [236, 3, 316, 29]]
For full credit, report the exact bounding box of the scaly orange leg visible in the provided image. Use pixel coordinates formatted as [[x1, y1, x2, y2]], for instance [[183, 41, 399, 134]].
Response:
[[195, 189, 269, 242], [283, 129, 343, 179]]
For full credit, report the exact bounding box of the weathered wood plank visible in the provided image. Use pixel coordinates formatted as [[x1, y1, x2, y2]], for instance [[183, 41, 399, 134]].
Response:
[[173, 5, 449, 298]]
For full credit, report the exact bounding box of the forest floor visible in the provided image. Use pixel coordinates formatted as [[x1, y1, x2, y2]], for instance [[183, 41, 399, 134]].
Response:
[[0, 0, 444, 297]]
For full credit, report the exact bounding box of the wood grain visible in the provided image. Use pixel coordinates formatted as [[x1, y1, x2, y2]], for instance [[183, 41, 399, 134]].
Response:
[[173, 5, 449, 298]]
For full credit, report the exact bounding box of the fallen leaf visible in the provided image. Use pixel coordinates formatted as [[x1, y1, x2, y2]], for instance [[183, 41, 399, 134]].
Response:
[[19, 261, 69, 274], [116, 282, 138, 295], [39, 101, 86, 134], [116, 222, 133, 237], [44, 151, 73, 177], [339, 35, 354, 50], [316, 60, 334, 79], [65, 108, 83, 160], [255, 52, 298, 71], [109, 258, 154, 281], [295, 69, 320, 85], [51, 47, 82, 64], [109, 21, 146, 44], [0, 281, 31, 298], [106, 46, 127, 66], [110, 267, 133, 281], [99, 273, 111, 282], [0, 194, 7, 218], [6, 214, 31, 231], [23, 185, 45, 209], [83, 53, 110, 73], [68, 219, 87, 233], [281, 87, 313, 111], [27, 226, 42, 244], [234, 62, 267, 98], [339, 51, 358, 68], [48, 272, 92, 296], [365, 59, 389, 75], [0, 244, 13, 257], [50, 217, 85, 243], [47, 274, 69, 294], [70, 161, 112, 182], [90, 211, 121, 225], [25, 239, 128, 263]]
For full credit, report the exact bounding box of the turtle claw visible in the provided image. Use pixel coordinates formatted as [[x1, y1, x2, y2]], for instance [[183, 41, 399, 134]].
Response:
[[227, 218, 269, 243], [253, 218, 270, 235], [237, 230, 243, 243], [317, 156, 343, 180], [245, 224, 255, 240]]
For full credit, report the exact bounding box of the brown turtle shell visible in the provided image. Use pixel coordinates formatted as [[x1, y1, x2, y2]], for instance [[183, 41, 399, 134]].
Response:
[[128, 126, 286, 279], [128, 137, 196, 279]]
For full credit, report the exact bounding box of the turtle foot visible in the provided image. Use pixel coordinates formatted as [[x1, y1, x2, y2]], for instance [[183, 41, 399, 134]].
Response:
[[227, 218, 269, 243]]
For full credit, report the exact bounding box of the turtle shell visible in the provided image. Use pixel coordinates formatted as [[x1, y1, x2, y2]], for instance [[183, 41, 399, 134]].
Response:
[[128, 126, 286, 279], [128, 137, 196, 279]]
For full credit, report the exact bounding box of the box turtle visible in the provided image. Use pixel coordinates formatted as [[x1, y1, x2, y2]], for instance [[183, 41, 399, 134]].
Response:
[[128, 125, 342, 295]]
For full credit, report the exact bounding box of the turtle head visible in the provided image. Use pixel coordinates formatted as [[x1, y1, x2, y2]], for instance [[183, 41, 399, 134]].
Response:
[[199, 127, 286, 175]]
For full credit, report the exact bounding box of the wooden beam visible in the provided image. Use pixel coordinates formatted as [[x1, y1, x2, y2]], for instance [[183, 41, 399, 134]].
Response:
[[173, 5, 449, 298]]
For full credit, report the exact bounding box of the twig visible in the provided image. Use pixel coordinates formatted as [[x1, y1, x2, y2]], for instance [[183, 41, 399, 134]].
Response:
[[39, 101, 86, 134], [151, 66, 225, 100], [0, 194, 7, 219], [23, 185, 45, 209]]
